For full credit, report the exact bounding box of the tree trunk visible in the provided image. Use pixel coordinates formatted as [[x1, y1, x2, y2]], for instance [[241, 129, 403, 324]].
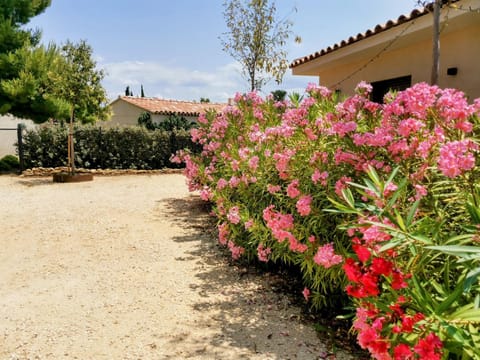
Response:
[[68, 107, 75, 174], [431, 0, 441, 85]]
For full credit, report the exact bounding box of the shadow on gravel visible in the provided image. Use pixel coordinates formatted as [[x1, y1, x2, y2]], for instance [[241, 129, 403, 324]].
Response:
[[157, 195, 361, 360], [17, 177, 56, 187]]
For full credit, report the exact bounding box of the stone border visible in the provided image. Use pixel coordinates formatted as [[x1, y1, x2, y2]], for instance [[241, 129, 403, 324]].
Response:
[[20, 167, 184, 177]]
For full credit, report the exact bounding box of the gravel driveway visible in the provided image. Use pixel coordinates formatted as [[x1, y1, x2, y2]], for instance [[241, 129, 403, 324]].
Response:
[[0, 174, 355, 359]]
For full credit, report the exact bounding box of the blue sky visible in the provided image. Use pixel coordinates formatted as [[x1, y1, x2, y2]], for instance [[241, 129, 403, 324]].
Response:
[[28, 0, 421, 103]]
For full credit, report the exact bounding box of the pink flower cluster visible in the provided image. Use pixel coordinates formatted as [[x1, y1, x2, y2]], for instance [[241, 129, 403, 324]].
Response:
[[176, 82, 480, 358], [262, 205, 307, 253], [313, 243, 343, 268], [437, 140, 478, 178]]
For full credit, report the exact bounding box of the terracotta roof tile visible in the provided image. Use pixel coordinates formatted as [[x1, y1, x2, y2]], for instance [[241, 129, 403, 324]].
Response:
[[290, 0, 458, 68], [117, 96, 227, 116]]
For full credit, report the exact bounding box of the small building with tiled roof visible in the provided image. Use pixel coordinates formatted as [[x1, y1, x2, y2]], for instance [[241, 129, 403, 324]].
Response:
[[290, 0, 480, 101], [106, 96, 227, 127]]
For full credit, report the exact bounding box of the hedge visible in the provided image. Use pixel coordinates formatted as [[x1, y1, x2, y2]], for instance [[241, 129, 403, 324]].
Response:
[[19, 125, 200, 170]]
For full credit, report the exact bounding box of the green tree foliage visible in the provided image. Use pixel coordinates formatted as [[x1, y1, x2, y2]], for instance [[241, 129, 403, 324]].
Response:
[[0, 43, 70, 122], [137, 112, 196, 131], [220, 0, 296, 91], [0, 0, 51, 54], [141, 84, 145, 97], [137, 111, 155, 130], [0, 0, 66, 122], [55, 40, 110, 124], [157, 114, 195, 131], [0, 2, 109, 124], [271, 89, 287, 101]]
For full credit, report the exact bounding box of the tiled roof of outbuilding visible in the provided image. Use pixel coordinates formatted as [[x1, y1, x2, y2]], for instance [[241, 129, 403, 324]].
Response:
[[290, 0, 459, 68], [116, 96, 227, 116]]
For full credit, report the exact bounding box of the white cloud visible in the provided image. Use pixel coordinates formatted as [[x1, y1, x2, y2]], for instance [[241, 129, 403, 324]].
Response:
[[101, 60, 246, 103], [100, 59, 317, 103]]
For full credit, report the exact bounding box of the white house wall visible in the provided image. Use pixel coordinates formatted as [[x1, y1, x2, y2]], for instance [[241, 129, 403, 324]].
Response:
[[0, 115, 36, 157], [107, 100, 199, 128]]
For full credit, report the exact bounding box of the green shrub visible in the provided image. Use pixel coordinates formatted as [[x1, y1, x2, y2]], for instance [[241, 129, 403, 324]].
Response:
[[0, 155, 20, 171], [19, 125, 198, 170]]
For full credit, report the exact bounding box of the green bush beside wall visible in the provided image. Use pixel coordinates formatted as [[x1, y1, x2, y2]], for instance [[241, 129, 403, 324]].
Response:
[[19, 125, 199, 170]]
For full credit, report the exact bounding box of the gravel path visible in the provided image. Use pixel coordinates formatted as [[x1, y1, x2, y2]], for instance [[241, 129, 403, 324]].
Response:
[[0, 174, 355, 359]]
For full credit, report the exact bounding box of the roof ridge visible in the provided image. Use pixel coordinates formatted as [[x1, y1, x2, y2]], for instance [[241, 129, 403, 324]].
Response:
[[120, 95, 226, 105], [290, 0, 460, 68]]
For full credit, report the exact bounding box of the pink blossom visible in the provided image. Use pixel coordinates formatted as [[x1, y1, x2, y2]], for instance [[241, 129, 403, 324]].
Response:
[[200, 187, 213, 201], [302, 287, 311, 301], [332, 121, 357, 137], [361, 225, 392, 245], [288, 236, 308, 253], [231, 159, 240, 171], [296, 195, 312, 216], [248, 156, 259, 171], [244, 219, 254, 229], [383, 182, 398, 198], [313, 243, 343, 268], [414, 184, 428, 200], [273, 149, 296, 176], [249, 124, 266, 143], [437, 87, 474, 124], [455, 121, 473, 133], [286, 179, 301, 198], [309, 151, 328, 165], [267, 184, 282, 194], [228, 240, 245, 260], [334, 149, 359, 166], [306, 83, 332, 98], [170, 154, 182, 164], [417, 138, 435, 159], [218, 223, 229, 245], [437, 140, 478, 178], [474, 98, 480, 115], [304, 127, 318, 140], [197, 113, 208, 124], [257, 244, 272, 262], [397, 118, 424, 137], [216, 178, 228, 190], [238, 147, 250, 160], [311, 169, 328, 186], [227, 206, 241, 224], [229, 176, 240, 188], [335, 176, 352, 197], [355, 81, 373, 96], [263, 205, 296, 243]]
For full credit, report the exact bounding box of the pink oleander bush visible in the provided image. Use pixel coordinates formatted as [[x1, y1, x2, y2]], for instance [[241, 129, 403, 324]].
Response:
[[174, 82, 480, 359]]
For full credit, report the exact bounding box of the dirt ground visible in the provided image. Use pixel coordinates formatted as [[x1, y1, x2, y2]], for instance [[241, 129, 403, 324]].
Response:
[[0, 174, 356, 360]]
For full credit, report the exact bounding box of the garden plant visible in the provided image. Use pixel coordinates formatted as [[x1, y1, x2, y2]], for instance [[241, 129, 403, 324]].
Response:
[[20, 125, 198, 170], [174, 82, 480, 359]]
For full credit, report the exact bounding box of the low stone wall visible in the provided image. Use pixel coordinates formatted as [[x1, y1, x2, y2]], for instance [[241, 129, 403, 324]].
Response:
[[20, 167, 184, 177]]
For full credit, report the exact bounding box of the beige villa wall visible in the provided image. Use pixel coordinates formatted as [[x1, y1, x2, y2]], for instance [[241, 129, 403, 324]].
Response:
[[104, 100, 143, 127], [105, 101, 198, 128], [318, 23, 480, 100], [0, 115, 36, 157]]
